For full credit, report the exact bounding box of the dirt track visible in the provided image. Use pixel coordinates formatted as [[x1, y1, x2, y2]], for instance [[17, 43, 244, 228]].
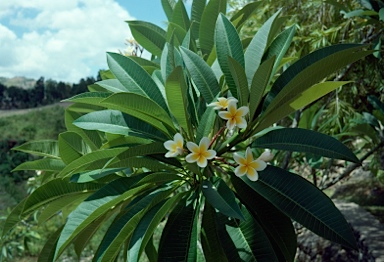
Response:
[[0, 102, 71, 118]]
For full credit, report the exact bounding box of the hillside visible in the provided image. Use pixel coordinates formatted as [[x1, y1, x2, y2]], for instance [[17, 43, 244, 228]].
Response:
[[0, 76, 36, 89]]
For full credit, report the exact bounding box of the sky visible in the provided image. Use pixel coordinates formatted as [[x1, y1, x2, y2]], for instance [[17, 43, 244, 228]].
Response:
[[0, 0, 189, 83]]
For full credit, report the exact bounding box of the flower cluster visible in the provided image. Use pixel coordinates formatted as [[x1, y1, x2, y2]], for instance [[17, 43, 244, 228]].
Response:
[[163, 96, 274, 181]]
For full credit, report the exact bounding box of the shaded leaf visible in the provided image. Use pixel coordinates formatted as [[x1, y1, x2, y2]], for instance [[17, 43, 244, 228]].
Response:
[[12, 140, 60, 159]]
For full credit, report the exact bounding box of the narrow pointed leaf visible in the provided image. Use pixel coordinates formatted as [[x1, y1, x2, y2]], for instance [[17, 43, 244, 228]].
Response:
[[252, 127, 359, 162], [232, 176, 297, 262], [228, 56, 248, 106], [199, 0, 226, 56], [196, 106, 216, 142], [73, 110, 167, 141], [202, 178, 244, 221], [245, 10, 281, 85], [59, 131, 91, 164], [215, 14, 244, 98], [166, 66, 192, 136], [101, 93, 176, 135], [13, 158, 65, 172], [96, 79, 129, 93], [12, 140, 60, 159], [244, 165, 357, 249], [190, 0, 206, 39], [171, 0, 190, 32], [106, 53, 168, 111], [161, 0, 176, 21], [127, 21, 166, 57], [37, 225, 64, 262], [249, 56, 276, 120], [64, 92, 111, 104], [180, 47, 220, 103], [230, 2, 260, 30]]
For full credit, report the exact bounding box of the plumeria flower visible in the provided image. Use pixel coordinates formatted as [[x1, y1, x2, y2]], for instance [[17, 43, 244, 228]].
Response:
[[218, 101, 249, 130], [186, 137, 216, 168], [208, 97, 238, 110], [234, 147, 267, 181], [258, 149, 274, 162], [164, 133, 184, 158]]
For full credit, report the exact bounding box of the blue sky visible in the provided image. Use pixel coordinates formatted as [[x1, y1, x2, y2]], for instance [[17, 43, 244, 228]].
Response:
[[0, 0, 190, 83]]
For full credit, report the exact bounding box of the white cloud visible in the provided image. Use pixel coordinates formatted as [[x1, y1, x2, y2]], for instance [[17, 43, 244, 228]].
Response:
[[0, 0, 134, 83]]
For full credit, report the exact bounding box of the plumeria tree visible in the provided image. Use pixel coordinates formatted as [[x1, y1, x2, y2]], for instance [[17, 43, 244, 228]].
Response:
[[2, 0, 372, 261]]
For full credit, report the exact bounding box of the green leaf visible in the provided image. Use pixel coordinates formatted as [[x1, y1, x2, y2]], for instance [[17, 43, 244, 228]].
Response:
[[106, 53, 168, 111], [54, 176, 150, 260], [22, 178, 103, 216], [249, 56, 276, 120], [158, 193, 198, 262], [252, 127, 359, 162], [13, 158, 65, 172], [171, 0, 190, 32], [264, 25, 296, 79], [59, 131, 92, 165], [58, 147, 128, 178], [127, 195, 183, 261], [166, 66, 192, 137], [243, 165, 358, 249], [232, 176, 297, 262], [228, 56, 248, 106], [196, 106, 216, 142], [145, 236, 158, 262], [265, 44, 371, 111], [12, 140, 60, 159], [230, 2, 260, 30], [244, 10, 281, 85], [2, 199, 27, 237], [64, 92, 111, 104], [70, 168, 125, 183], [190, 0, 206, 39], [380, 7, 384, 21], [127, 20, 166, 57], [257, 81, 353, 132], [73, 110, 167, 141], [215, 14, 244, 98], [180, 47, 220, 103], [95, 79, 129, 93], [101, 93, 176, 136], [161, 0, 176, 21], [201, 202, 228, 262], [199, 0, 226, 56], [37, 225, 63, 262], [95, 188, 180, 262], [202, 177, 244, 221]]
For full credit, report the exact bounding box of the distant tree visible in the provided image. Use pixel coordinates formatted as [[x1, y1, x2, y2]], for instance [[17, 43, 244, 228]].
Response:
[[32, 77, 45, 106]]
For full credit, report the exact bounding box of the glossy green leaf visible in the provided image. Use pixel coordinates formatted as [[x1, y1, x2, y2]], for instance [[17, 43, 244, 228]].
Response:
[[145, 236, 158, 262], [202, 177, 244, 221], [244, 165, 357, 249], [264, 25, 296, 79], [249, 56, 276, 120], [244, 10, 281, 85], [70, 168, 125, 183], [54, 176, 150, 260], [106, 53, 168, 111], [171, 0, 190, 32], [252, 127, 359, 162], [230, 2, 260, 30], [201, 202, 228, 262], [73, 110, 167, 141], [22, 178, 102, 216], [12, 140, 60, 159], [13, 158, 65, 172], [1, 199, 27, 237], [95, 79, 129, 93], [196, 106, 216, 142], [232, 176, 297, 262], [64, 92, 111, 104], [158, 193, 198, 262], [127, 21, 166, 57], [199, 0, 226, 56], [127, 195, 183, 261], [161, 43, 175, 82], [161, 0, 176, 21], [37, 225, 63, 262], [59, 131, 92, 164], [228, 56, 248, 106], [95, 188, 179, 262], [166, 66, 192, 136], [265, 44, 371, 110], [58, 147, 128, 178], [257, 81, 352, 132], [101, 93, 176, 136], [190, 0, 206, 39], [180, 47, 220, 103], [215, 13, 244, 97]]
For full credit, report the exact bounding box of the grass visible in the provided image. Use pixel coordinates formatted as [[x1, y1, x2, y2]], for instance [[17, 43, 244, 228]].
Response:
[[0, 104, 66, 141]]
